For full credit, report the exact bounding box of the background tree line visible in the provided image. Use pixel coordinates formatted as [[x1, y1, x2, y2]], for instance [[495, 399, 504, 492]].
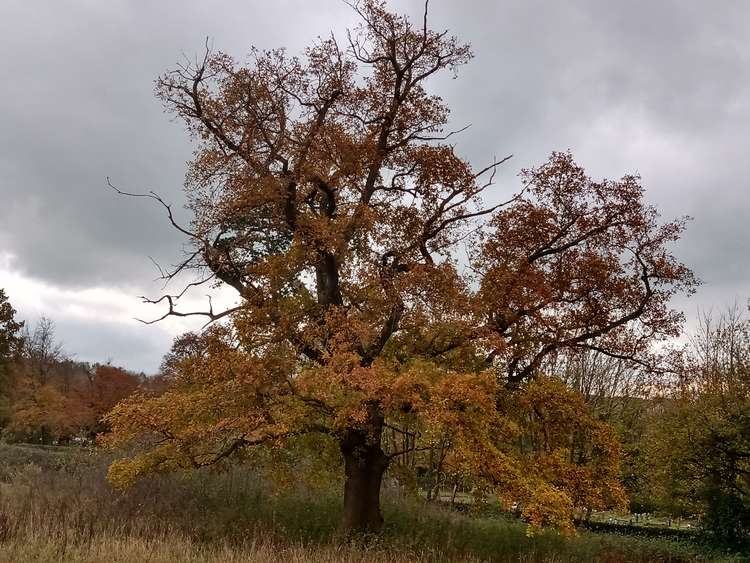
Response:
[[0, 289, 159, 444]]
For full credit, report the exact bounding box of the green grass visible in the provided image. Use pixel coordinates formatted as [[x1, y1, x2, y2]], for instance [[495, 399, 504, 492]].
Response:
[[0, 444, 746, 562]]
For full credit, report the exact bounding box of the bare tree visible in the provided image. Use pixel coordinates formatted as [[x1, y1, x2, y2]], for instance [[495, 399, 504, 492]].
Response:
[[23, 317, 64, 386]]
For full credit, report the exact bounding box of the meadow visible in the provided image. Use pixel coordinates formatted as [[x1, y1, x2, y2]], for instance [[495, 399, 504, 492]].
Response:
[[0, 444, 745, 563]]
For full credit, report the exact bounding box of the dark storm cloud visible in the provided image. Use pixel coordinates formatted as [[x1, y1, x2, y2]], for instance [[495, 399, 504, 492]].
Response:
[[1, 0, 749, 371]]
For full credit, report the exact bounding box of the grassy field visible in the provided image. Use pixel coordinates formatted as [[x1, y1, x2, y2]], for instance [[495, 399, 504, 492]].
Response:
[[0, 444, 746, 563]]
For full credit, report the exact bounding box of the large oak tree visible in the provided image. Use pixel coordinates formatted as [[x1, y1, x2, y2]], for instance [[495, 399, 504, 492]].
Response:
[[106, 1, 696, 533]]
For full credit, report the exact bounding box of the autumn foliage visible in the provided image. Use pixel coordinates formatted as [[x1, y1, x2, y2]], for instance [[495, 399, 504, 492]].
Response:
[[0, 315, 143, 443], [104, 1, 696, 533]]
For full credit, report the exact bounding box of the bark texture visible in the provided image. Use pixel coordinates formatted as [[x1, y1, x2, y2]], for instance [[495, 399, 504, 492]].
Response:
[[340, 424, 389, 533]]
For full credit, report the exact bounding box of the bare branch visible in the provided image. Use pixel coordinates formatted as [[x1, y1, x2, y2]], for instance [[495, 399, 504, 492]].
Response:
[[107, 178, 201, 241], [135, 294, 241, 328], [472, 154, 513, 179]]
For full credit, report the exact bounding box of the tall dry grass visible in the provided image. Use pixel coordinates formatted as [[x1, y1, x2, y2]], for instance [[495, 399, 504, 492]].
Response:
[[0, 530, 484, 563], [0, 444, 742, 562]]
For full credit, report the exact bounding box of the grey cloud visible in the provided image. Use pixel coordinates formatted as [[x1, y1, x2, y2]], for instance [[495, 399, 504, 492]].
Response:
[[1, 0, 749, 371], [0, 0, 359, 288], [51, 316, 174, 374], [427, 0, 750, 294]]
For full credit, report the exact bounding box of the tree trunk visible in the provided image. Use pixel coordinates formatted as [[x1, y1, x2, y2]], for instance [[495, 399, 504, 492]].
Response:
[[340, 423, 389, 534]]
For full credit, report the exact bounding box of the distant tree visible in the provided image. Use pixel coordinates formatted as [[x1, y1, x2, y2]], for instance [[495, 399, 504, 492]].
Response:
[[105, 1, 696, 533], [23, 316, 64, 386], [0, 289, 24, 424], [6, 317, 68, 443], [79, 364, 140, 436], [0, 289, 23, 370]]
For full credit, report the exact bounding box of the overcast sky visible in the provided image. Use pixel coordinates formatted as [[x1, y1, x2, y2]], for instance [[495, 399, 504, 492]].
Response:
[[1, 0, 749, 372]]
